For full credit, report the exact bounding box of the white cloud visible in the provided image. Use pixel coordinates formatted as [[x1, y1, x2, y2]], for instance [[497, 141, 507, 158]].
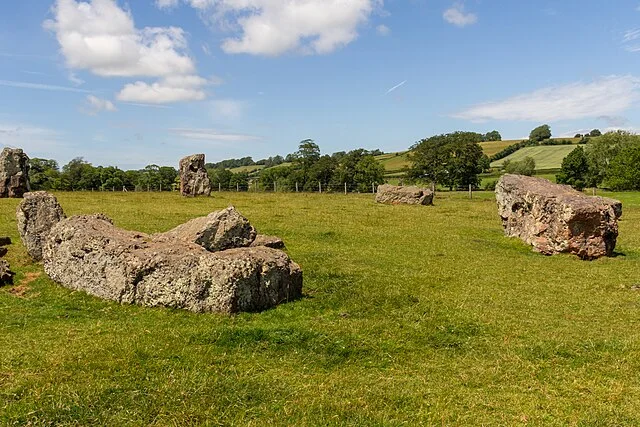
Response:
[[177, 0, 381, 56], [44, 0, 196, 77], [0, 124, 64, 153], [376, 24, 390, 36], [156, 0, 180, 9], [116, 75, 208, 104], [385, 80, 406, 94], [453, 76, 640, 123], [68, 71, 85, 86], [211, 99, 245, 119], [85, 95, 117, 114], [443, 3, 477, 27], [168, 128, 261, 142]]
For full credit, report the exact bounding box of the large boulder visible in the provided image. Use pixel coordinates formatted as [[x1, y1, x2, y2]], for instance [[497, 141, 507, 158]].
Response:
[[0, 148, 30, 198], [43, 215, 302, 313], [16, 191, 66, 261], [157, 206, 256, 251], [179, 154, 211, 197], [375, 184, 433, 205], [495, 174, 622, 259]]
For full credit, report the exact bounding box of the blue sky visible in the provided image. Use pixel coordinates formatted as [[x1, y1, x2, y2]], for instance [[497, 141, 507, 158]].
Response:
[[1, 0, 640, 169]]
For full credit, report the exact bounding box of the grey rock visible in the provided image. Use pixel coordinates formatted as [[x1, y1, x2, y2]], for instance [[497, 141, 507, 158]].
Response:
[[495, 174, 622, 259], [16, 191, 66, 261], [179, 154, 211, 197], [0, 259, 13, 284], [157, 206, 256, 251], [43, 214, 302, 313], [0, 148, 30, 198], [375, 184, 433, 205], [251, 234, 285, 249]]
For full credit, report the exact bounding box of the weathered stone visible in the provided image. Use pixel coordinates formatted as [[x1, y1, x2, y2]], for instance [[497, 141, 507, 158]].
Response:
[[0, 237, 11, 246], [43, 215, 302, 313], [0, 148, 30, 198], [157, 206, 256, 251], [495, 174, 622, 259], [375, 184, 433, 205], [0, 260, 13, 284], [16, 191, 66, 261], [251, 234, 285, 249], [179, 154, 211, 197]]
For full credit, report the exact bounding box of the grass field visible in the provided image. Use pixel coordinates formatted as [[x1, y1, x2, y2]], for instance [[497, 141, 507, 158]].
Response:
[[490, 145, 578, 170], [4, 190, 640, 424]]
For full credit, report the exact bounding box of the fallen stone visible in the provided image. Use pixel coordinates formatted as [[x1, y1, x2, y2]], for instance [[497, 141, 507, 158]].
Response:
[[179, 154, 211, 197], [16, 191, 66, 261], [0, 237, 11, 246], [0, 148, 30, 198], [0, 260, 13, 284], [375, 184, 433, 205], [495, 174, 622, 259], [157, 206, 256, 252], [251, 234, 285, 249], [43, 214, 302, 313]]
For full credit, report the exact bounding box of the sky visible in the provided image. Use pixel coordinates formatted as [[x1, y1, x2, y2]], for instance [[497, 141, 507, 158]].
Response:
[[1, 0, 640, 169]]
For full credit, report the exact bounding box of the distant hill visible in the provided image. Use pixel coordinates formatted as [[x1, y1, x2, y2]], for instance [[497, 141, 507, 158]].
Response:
[[490, 145, 579, 171]]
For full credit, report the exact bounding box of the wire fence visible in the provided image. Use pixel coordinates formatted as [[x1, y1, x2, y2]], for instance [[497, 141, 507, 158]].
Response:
[[83, 182, 384, 194]]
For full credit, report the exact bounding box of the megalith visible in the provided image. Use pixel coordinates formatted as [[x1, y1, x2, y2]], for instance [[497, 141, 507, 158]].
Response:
[[0, 147, 30, 198], [179, 154, 211, 197], [375, 184, 433, 205], [16, 191, 66, 261], [495, 174, 622, 259]]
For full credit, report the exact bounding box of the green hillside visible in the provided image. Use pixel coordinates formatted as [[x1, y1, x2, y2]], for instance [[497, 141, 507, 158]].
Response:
[[490, 145, 579, 170]]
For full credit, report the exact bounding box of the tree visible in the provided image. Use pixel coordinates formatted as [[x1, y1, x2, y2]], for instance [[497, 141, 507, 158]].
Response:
[[589, 129, 602, 137], [585, 130, 640, 187], [353, 155, 386, 192], [504, 157, 536, 176], [29, 158, 60, 190], [556, 146, 589, 190], [61, 157, 99, 190], [484, 130, 502, 141], [292, 139, 321, 188], [529, 124, 551, 142], [574, 133, 583, 139], [606, 142, 640, 190], [407, 131, 485, 189]]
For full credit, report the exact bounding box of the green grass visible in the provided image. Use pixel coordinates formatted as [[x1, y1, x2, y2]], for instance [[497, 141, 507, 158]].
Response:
[[4, 191, 640, 424], [374, 151, 411, 175], [490, 145, 578, 170]]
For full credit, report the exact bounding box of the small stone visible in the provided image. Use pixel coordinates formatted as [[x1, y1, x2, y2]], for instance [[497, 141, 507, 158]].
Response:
[[250, 234, 285, 249], [0, 260, 14, 285]]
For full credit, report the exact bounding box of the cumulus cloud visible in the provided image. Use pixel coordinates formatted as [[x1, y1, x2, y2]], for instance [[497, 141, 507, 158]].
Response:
[[45, 0, 209, 104], [453, 76, 640, 122], [169, 0, 381, 56], [116, 75, 208, 104], [85, 95, 117, 114], [156, 0, 180, 9], [443, 3, 477, 27]]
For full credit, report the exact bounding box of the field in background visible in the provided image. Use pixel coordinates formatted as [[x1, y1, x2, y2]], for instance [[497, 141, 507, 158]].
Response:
[[3, 191, 640, 424], [490, 145, 578, 170]]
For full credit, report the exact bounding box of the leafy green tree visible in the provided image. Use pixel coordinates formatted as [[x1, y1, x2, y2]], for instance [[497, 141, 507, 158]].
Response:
[[556, 146, 589, 190], [589, 129, 602, 137], [292, 139, 321, 188], [29, 158, 60, 190], [606, 142, 640, 190], [585, 131, 639, 187], [61, 157, 99, 190], [353, 155, 386, 192], [306, 155, 335, 191], [484, 130, 502, 141], [229, 172, 249, 191], [207, 167, 233, 190], [407, 132, 485, 189], [529, 124, 551, 142]]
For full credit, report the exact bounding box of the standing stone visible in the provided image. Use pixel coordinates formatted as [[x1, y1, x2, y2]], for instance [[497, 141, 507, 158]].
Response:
[[156, 206, 257, 251], [495, 174, 622, 259], [179, 154, 211, 197], [0, 148, 30, 198], [16, 191, 66, 261], [375, 184, 433, 205]]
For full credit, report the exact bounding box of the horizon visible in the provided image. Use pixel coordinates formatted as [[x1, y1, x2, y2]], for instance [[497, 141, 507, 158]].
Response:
[[2, 1, 640, 169]]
